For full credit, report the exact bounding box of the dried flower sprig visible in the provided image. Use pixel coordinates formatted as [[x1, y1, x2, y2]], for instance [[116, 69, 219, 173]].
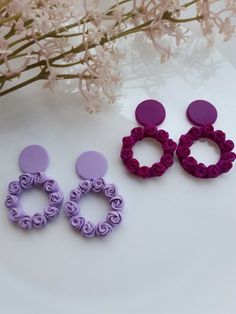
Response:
[[0, 0, 235, 111]]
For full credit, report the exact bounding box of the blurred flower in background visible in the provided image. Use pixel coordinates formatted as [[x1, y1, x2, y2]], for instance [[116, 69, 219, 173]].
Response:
[[0, 0, 235, 112]]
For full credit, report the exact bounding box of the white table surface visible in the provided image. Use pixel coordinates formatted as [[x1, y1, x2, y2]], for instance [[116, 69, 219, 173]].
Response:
[[0, 32, 236, 314]]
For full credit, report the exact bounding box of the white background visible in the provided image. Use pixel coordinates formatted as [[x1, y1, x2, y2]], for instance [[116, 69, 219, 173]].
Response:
[[0, 19, 236, 314]]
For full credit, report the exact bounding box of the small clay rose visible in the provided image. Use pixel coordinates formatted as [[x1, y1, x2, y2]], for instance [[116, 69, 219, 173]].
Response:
[[44, 179, 59, 193], [131, 127, 144, 140], [5, 194, 18, 208], [92, 178, 105, 192], [96, 222, 112, 236], [109, 195, 124, 211], [137, 166, 151, 178], [207, 165, 220, 178], [213, 130, 226, 143], [160, 154, 174, 168], [32, 213, 47, 228], [34, 172, 47, 185], [81, 221, 96, 238], [126, 158, 140, 174], [179, 135, 193, 147], [44, 206, 59, 221], [188, 127, 202, 140], [64, 201, 79, 217], [8, 181, 22, 196], [70, 216, 85, 230], [156, 129, 169, 142], [144, 126, 157, 137], [182, 157, 197, 172], [106, 211, 122, 226], [122, 136, 136, 147], [201, 125, 214, 137], [162, 139, 177, 153], [176, 146, 190, 159], [221, 152, 236, 162], [193, 163, 207, 178], [78, 180, 92, 194], [120, 148, 133, 162], [19, 173, 34, 189], [218, 160, 233, 173], [18, 215, 32, 230], [104, 184, 117, 198], [151, 162, 166, 176], [220, 140, 234, 152]]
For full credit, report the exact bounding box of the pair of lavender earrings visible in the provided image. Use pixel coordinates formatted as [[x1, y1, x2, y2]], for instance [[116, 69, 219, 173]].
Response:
[[5, 147, 123, 237], [121, 99, 235, 179]]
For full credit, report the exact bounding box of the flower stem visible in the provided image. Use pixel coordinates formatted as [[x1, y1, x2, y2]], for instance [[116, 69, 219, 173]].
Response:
[[183, 0, 200, 8], [0, 72, 92, 97], [168, 15, 202, 23], [0, 0, 12, 11], [0, 13, 21, 26], [0, 73, 43, 97]]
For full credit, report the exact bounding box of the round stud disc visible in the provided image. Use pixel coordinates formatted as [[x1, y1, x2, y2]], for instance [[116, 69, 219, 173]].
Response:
[[135, 99, 166, 126], [19, 145, 49, 173], [76, 151, 108, 179], [187, 100, 218, 126]]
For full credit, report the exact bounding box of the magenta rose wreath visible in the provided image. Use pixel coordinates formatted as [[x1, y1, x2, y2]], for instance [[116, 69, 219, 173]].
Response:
[[176, 125, 236, 178], [121, 125, 177, 179], [120, 100, 177, 179]]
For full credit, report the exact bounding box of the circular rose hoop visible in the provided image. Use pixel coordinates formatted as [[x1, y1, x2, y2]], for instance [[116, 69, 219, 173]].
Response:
[[177, 100, 236, 178], [65, 151, 124, 238], [177, 125, 236, 178], [5, 172, 63, 230], [65, 178, 123, 238], [121, 100, 177, 179]]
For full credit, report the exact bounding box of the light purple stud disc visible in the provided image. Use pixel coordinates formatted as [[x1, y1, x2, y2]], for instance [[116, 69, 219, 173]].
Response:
[[135, 99, 166, 126], [76, 151, 108, 179], [187, 100, 218, 126], [19, 145, 49, 173]]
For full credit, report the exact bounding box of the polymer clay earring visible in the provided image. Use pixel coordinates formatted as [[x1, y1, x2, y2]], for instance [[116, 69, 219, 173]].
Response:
[[121, 99, 177, 178], [5, 145, 63, 230], [176, 100, 236, 178], [64, 151, 124, 238]]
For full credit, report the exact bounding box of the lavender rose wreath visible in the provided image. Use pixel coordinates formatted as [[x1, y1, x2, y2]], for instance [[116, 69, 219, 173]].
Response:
[[5, 172, 63, 230], [64, 178, 123, 238]]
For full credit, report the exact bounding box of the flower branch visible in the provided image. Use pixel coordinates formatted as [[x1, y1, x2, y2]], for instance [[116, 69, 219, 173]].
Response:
[[0, 0, 236, 111]]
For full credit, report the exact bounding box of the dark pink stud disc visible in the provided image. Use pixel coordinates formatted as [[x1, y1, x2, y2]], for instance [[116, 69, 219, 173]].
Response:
[[187, 100, 218, 126], [19, 145, 49, 173], [76, 151, 108, 179], [135, 99, 166, 126]]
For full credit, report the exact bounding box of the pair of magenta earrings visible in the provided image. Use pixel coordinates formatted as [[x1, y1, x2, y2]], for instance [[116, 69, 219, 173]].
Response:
[[5, 148, 123, 237], [121, 99, 236, 179]]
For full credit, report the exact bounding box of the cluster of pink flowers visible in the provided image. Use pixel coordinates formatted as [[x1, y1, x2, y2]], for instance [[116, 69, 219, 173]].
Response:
[[0, 0, 236, 110]]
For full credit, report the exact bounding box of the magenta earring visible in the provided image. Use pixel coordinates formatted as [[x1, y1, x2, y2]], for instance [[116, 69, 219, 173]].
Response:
[[5, 145, 63, 230], [64, 151, 124, 238], [176, 100, 236, 178], [121, 99, 177, 179]]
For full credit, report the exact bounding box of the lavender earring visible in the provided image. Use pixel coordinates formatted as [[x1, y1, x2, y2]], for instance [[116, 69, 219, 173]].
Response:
[[5, 145, 63, 230], [121, 99, 177, 178], [176, 100, 236, 178], [64, 151, 124, 238]]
